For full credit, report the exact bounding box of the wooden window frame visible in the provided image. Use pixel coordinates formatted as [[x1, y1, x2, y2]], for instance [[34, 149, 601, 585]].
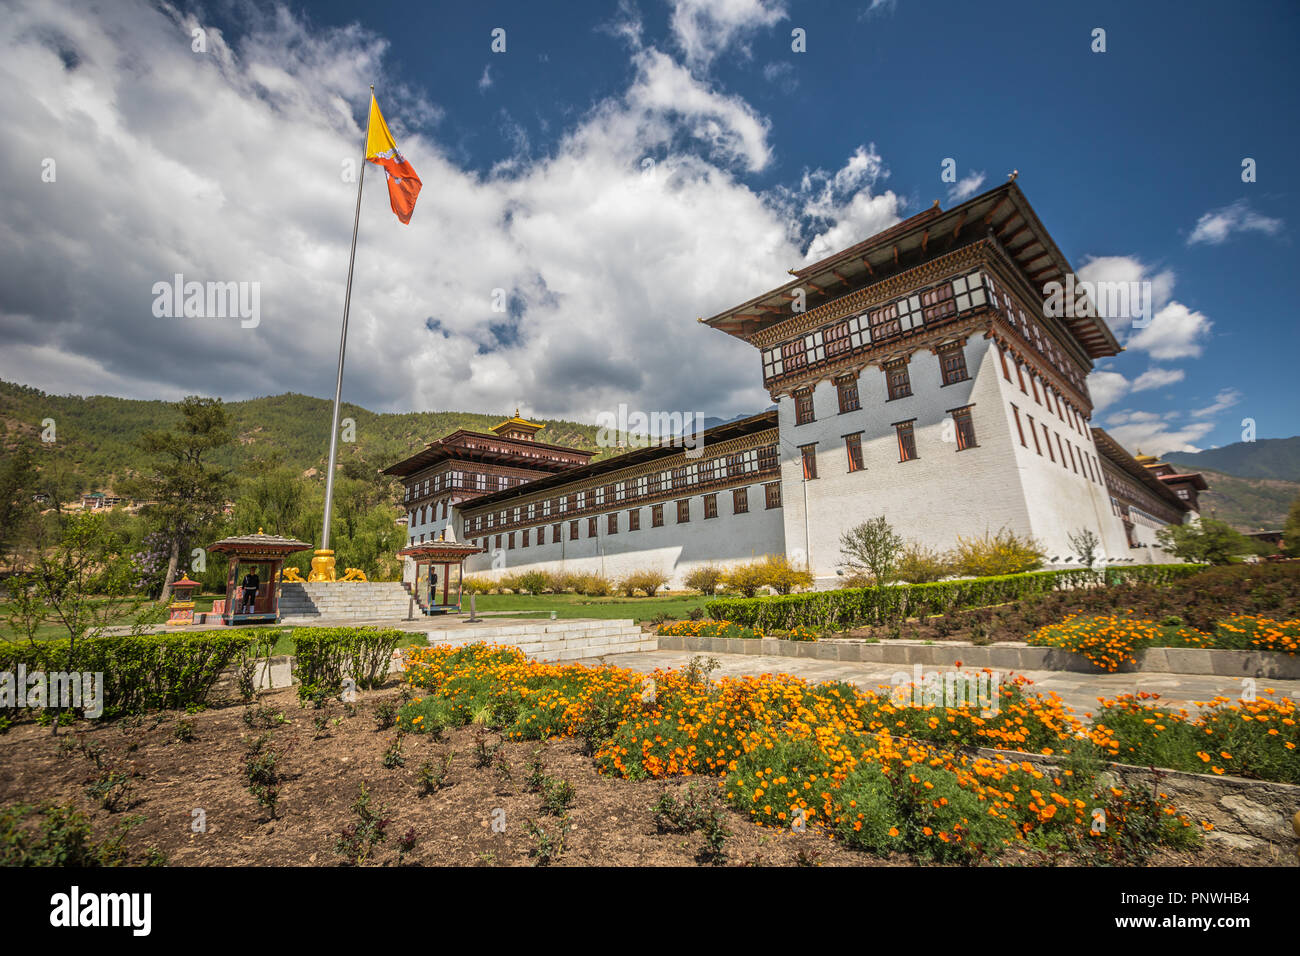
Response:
[[764, 481, 782, 510], [732, 486, 749, 514], [703, 493, 718, 519], [676, 499, 691, 523], [895, 420, 918, 462], [651, 504, 664, 527], [844, 432, 864, 472], [799, 443, 818, 480]]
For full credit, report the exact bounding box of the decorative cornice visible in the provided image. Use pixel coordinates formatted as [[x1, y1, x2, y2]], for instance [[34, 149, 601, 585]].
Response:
[[748, 243, 991, 350]]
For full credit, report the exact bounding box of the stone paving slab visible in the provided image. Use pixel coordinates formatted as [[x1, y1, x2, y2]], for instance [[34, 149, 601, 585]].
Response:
[[591, 650, 1300, 720]]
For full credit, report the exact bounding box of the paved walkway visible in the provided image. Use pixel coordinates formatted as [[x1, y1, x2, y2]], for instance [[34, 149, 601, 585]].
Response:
[[592, 649, 1300, 719]]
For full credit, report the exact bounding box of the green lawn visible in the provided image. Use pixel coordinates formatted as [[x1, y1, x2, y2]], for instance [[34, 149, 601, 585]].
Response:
[[464, 591, 710, 622]]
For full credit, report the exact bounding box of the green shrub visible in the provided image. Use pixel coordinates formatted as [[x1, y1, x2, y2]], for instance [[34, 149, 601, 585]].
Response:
[[893, 542, 953, 584], [618, 568, 669, 597], [572, 572, 614, 597], [720, 559, 767, 597], [0, 631, 260, 721], [950, 528, 1044, 577], [291, 627, 403, 700], [757, 554, 814, 594], [684, 564, 725, 595]]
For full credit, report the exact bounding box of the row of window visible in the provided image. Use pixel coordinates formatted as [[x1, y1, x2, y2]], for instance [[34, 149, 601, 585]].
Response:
[[983, 272, 1086, 394], [462, 483, 784, 552], [460, 443, 780, 537], [405, 469, 529, 503], [1008, 401, 1104, 487], [761, 269, 988, 385], [796, 406, 976, 479], [791, 343, 970, 427], [996, 342, 1090, 439]]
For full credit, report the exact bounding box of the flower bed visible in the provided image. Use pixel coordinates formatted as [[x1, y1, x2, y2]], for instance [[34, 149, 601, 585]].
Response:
[[397, 644, 1206, 863], [1027, 614, 1300, 671], [1090, 691, 1299, 784], [656, 620, 760, 640], [1213, 615, 1300, 655]]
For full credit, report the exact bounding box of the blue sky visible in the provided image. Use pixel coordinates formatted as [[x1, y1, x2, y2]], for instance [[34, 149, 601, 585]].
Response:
[[1, 0, 1296, 455]]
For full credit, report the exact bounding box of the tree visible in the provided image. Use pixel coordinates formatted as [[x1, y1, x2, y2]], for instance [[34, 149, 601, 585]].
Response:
[[839, 516, 903, 586], [119, 397, 232, 599], [1155, 517, 1254, 565], [1067, 528, 1101, 570], [1284, 492, 1300, 558], [3, 512, 160, 731], [0, 442, 38, 562]]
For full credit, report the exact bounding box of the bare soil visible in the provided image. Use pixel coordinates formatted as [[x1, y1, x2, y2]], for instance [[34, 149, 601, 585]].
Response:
[[0, 682, 1286, 867]]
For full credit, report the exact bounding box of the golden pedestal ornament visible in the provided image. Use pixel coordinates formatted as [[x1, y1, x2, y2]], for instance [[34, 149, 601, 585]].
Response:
[[308, 549, 337, 582]]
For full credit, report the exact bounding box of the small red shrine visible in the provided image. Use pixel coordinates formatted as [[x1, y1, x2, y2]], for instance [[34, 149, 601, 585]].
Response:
[[396, 540, 483, 614]]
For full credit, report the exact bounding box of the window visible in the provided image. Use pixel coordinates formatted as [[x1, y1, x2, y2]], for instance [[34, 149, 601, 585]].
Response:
[[569, 520, 579, 541], [885, 361, 912, 400], [844, 433, 864, 472], [537, 525, 546, 546], [800, 444, 818, 480], [508, 532, 515, 550], [998, 345, 1012, 382], [628, 508, 640, 531], [868, 301, 901, 339], [952, 407, 977, 451], [780, 339, 807, 374], [551, 522, 560, 542], [895, 421, 918, 462], [732, 487, 748, 514], [651, 503, 664, 527], [587, 516, 598, 537], [1027, 414, 1042, 455], [521, 529, 529, 548], [939, 344, 968, 385], [607, 513, 618, 534], [1011, 404, 1027, 446], [676, 499, 690, 523], [494, 534, 502, 550], [836, 375, 860, 413], [794, 389, 815, 425], [1015, 361, 1028, 394], [1066, 440, 1078, 473], [703, 493, 718, 519], [1043, 423, 1055, 462], [1055, 433, 1068, 469], [764, 482, 782, 509]]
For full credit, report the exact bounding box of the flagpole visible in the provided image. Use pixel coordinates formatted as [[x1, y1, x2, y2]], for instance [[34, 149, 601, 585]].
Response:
[[314, 84, 373, 582]]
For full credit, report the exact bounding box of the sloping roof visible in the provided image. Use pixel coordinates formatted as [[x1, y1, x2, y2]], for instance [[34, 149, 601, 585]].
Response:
[[1091, 428, 1192, 513], [382, 428, 594, 478], [208, 533, 313, 555], [700, 180, 1120, 359], [458, 410, 779, 512]]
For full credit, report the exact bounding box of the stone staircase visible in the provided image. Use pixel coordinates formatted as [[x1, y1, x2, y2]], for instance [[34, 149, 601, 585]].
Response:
[[279, 581, 416, 622], [423, 618, 655, 662]]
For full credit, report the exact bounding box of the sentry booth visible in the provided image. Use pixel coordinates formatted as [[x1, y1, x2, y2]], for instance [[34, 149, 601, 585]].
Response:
[[208, 532, 312, 625], [398, 541, 483, 615]]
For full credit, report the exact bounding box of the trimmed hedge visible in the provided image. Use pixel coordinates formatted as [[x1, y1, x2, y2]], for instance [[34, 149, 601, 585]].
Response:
[[291, 627, 403, 699], [0, 631, 262, 720], [704, 565, 1206, 630]]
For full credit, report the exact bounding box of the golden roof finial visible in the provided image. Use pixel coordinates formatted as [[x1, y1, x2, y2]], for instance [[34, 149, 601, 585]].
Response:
[[257, 527, 264, 535]]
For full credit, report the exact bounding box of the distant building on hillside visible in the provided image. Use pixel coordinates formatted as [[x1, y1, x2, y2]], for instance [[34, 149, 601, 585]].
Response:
[[79, 491, 132, 511]]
